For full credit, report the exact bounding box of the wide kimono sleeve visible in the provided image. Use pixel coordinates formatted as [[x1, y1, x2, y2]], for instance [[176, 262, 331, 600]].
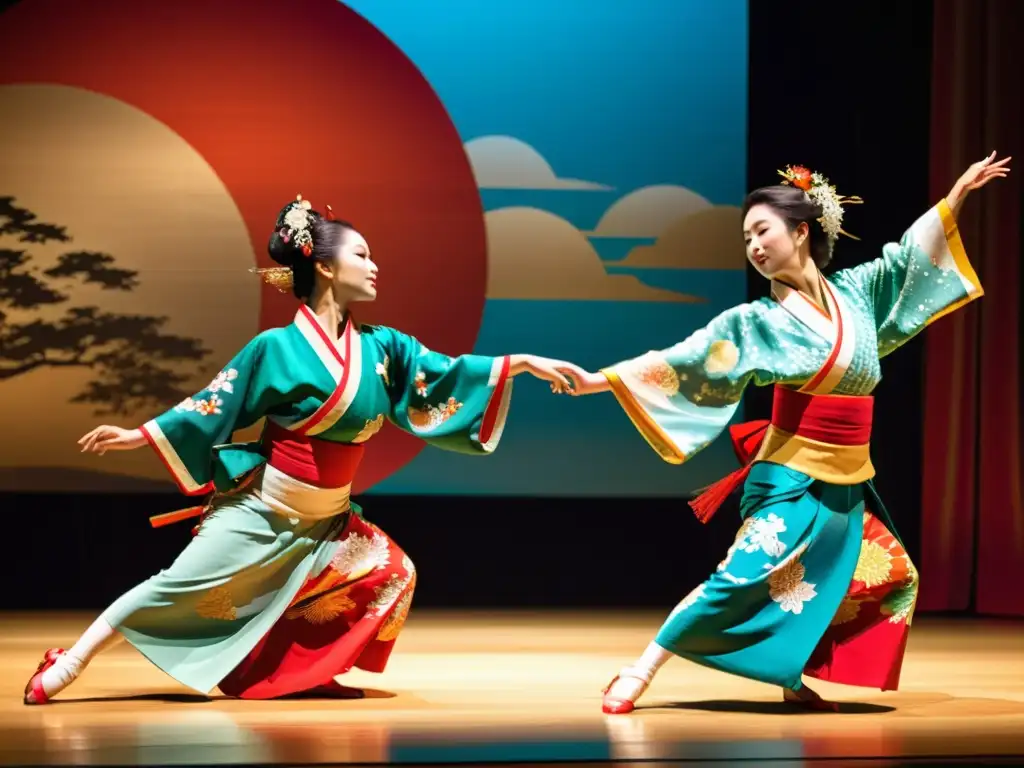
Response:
[[601, 303, 779, 465], [376, 326, 513, 455], [140, 335, 271, 496], [836, 198, 983, 358]]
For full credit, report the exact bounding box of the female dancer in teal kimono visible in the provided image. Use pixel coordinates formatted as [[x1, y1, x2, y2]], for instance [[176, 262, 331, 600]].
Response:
[[24, 195, 584, 704], [569, 153, 1010, 713]]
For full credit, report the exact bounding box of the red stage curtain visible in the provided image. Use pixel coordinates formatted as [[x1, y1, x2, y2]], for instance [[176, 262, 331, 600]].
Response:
[[920, 0, 1022, 614]]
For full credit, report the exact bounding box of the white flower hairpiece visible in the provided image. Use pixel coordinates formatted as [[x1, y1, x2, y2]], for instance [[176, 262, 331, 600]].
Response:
[[278, 193, 314, 257], [777, 165, 863, 254]]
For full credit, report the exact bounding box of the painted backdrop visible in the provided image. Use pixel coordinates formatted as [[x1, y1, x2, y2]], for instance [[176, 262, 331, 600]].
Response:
[[0, 0, 747, 496]]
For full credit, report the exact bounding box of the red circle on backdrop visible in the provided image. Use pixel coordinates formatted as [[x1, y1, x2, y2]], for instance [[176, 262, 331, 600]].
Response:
[[0, 0, 488, 493]]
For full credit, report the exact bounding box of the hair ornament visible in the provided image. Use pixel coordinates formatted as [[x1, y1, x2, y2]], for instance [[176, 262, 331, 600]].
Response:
[[250, 266, 294, 293], [280, 193, 315, 257], [778, 165, 863, 250]]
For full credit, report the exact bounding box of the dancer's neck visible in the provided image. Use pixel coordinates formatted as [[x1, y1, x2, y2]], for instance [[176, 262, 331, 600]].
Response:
[[306, 287, 348, 341]]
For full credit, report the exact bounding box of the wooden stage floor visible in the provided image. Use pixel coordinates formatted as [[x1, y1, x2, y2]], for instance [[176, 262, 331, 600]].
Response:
[[2, 611, 1023, 766]]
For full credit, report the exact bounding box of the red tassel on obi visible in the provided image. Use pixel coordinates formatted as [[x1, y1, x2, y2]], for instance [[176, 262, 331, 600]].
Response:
[[688, 386, 875, 524], [688, 420, 769, 523]]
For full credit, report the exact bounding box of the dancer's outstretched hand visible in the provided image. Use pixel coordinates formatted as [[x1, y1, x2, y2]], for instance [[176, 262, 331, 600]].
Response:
[[509, 355, 588, 394], [567, 369, 611, 396], [947, 151, 1011, 211], [957, 151, 1011, 192], [79, 425, 146, 455]]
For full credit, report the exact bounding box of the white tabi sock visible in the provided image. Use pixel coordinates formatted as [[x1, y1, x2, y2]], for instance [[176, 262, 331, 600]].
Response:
[[39, 616, 123, 698], [606, 641, 672, 702]]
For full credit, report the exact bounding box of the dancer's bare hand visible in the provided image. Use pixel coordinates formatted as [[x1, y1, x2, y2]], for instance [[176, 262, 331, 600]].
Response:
[[948, 151, 1011, 210], [568, 369, 611, 396], [958, 151, 1011, 191], [509, 355, 588, 394], [78, 425, 146, 455]]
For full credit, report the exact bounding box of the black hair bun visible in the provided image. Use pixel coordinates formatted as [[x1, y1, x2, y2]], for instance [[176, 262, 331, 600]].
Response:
[[267, 197, 321, 267]]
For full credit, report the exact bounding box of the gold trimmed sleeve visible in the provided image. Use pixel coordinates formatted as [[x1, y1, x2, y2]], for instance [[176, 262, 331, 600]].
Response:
[[602, 369, 686, 465], [928, 197, 984, 325], [835, 199, 986, 358]]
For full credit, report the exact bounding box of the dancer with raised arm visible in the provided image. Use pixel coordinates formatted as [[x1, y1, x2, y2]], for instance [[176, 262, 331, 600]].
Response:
[[24, 196, 584, 704], [569, 154, 1010, 713]]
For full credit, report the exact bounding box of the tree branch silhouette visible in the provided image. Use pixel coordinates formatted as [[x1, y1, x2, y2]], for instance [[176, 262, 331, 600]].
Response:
[[0, 196, 211, 416]]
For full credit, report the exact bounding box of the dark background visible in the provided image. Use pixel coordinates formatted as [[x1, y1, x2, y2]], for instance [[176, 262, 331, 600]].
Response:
[[2, 0, 935, 612]]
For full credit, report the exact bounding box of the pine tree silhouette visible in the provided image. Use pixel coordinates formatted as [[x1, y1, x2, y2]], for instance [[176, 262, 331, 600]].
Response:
[[0, 196, 210, 416]]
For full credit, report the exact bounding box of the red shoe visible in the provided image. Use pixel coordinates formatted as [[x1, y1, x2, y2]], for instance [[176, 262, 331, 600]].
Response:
[[601, 669, 650, 715], [23, 648, 66, 705]]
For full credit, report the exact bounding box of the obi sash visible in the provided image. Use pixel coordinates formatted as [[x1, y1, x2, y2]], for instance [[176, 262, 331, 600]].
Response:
[[689, 386, 874, 522], [690, 273, 872, 523], [149, 421, 366, 530]]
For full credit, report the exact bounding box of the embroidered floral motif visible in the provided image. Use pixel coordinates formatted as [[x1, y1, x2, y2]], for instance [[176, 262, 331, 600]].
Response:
[[207, 368, 238, 394], [407, 397, 462, 432], [717, 514, 787, 576], [414, 371, 428, 397], [352, 414, 385, 444], [367, 573, 409, 618], [195, 586, 236, 621], [830, 597, 863, 626], [377, 562, 416, 642], [881, 560, 918, 625], [630, 352, 679, 396], [330, 531, 391, 580], [375, 355, 390, 386], [705, 339, 739, 375], [768, 544, 817, 614], [286, 587, 357, 625], [667, 583, 706, 620], [175, 395, 225, 415], [741, 513, 787, 557], [853, 540, 894, 588], [174, 367, 237, 415], [196, 395, 224, 416]]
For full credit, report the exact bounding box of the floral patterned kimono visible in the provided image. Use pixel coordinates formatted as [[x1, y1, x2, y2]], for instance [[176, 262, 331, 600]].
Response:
[[602, 199, 982, 691], [103, 306, 512, 699]]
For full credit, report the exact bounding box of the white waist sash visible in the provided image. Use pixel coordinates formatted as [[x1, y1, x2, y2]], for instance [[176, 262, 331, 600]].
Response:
[[251, 464, 352, 522]]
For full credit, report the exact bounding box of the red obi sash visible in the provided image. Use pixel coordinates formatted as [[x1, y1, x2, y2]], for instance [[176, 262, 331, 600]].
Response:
[[149, 421, 365, 529], [259, 420, 365, 488], [689, 385, 874, 523]]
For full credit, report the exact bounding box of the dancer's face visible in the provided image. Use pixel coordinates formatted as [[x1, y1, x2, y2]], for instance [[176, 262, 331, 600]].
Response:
[[318, 227, 378, 302], [742, 203, 808, 280]]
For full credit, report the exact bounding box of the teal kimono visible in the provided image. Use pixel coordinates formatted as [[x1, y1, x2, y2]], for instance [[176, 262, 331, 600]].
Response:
[[104, 307, 513, 698], [602, 199, 982, 691]]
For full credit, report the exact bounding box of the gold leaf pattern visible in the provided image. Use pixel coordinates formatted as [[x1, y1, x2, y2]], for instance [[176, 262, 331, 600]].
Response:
[[377, 570, 417, 642], [830, 598, 863, 626], [286, 587, 357, 625], [368, 573, 408, 618], [195, 586, 237, 621], [352, 414, 385, 444]]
